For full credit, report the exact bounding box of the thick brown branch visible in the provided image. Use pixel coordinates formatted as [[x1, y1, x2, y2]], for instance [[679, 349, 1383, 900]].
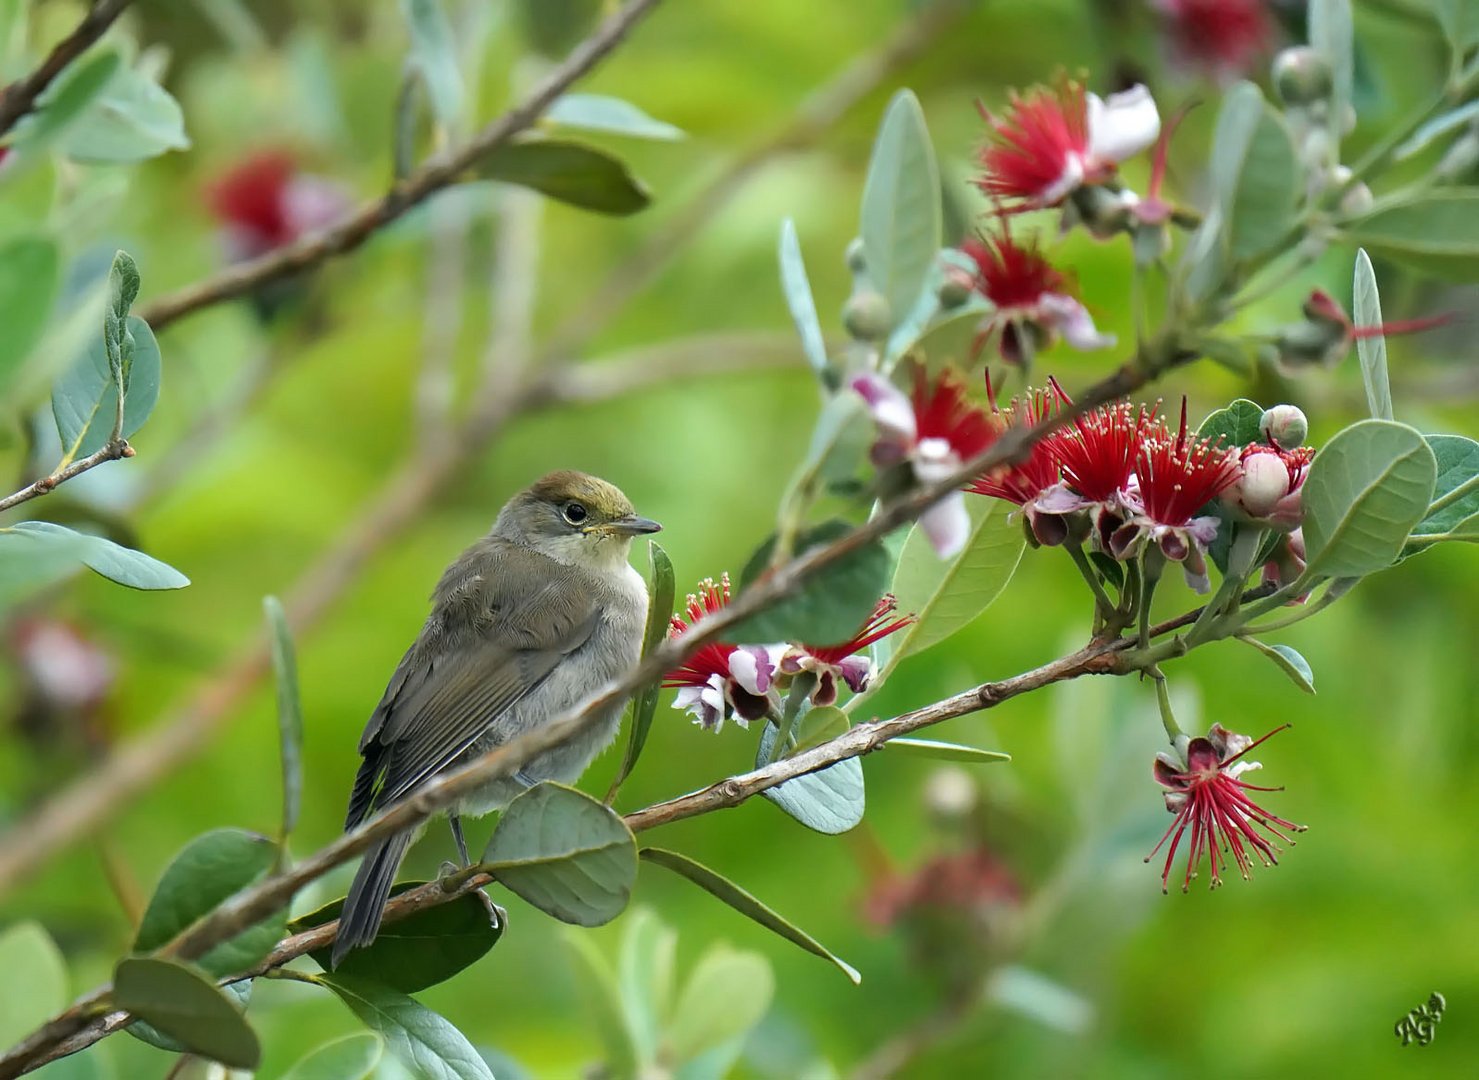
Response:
[[134, 0, 664, 332], [0, 1, 132, 138]]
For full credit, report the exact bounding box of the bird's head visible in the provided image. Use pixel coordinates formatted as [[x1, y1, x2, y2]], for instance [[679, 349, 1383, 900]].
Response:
[[498, 470, 661, 567]]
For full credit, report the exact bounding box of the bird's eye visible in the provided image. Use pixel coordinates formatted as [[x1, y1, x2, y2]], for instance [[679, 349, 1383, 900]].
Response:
[[563, 501, 589, 525]]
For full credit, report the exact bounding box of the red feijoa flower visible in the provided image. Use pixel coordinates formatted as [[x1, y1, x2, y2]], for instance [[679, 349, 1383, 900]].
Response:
[[961, 231, 1069, 312], [910, 366, 997, 462], [663, 575, 779, 730], [967, 374, 1069, 506], [976, 80, 1092, 210], [788, 596, 914, 705], [1057, 399, 1159, 503], [1159, 0, 1275, 79], [207, 150, 299, 248], [1134, 404, 1240, 527], [662, 575, 738, 691], [1147, 723, 1306, 892]]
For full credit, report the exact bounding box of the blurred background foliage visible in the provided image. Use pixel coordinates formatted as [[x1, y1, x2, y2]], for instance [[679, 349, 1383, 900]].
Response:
[[1, 0, 1476, 1076]]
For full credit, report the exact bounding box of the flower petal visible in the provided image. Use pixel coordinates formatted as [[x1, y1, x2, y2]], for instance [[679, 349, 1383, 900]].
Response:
[[853, 373, 917, 446], [837, 654, 874, 694], [921, 491, 972, 558], [1087, 84, 1161, 164], [729, 644, 782, 696], [1040, 293, 1116, 351]]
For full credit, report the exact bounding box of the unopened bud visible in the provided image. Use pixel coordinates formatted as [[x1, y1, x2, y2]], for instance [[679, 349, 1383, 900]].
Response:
[[1070, 184, 1132, 240], [1339, 179, 1374, 215], [842, 290, 891, 341], [938, 264, 975, 309], [1273, 47, 1333, 106], [1229, 452, 1293, 518], [845, 236, 868, 274], [923, 765, 978, 823], [1260, 404, 1308, 450]]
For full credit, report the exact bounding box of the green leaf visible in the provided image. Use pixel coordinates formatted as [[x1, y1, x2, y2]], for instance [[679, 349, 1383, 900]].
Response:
[[666, 943, 775, 1064], [9, 50, 122, 155], [882, 497, 1025, 672], [0, 922, 69, 1050], [609, 541, 675, 797], [263, 595, 304, 841], [545, 93, 684, 140], [289, 883, 503, 993], [1343, 191, 1479, 280], [1239, 638, 1316, 694], [113, 958, 259, 1069], [618, 908, 677, 1065], [479, 139, 650, 215], [640, 848, 860, 984], [1352, 250, 1393, 420], [562, 931, 641, 1077], [516, 0, 602, 58], [788, 704, 850, 757], [1197, 398, 1264, 448], [1404, 434, 1479, 550], [883, 738, 1012, 763], [859, 90, 942, 328], [1310, 0, 1354, 150], [0, 235, 60, 393], [52, 316, 161, 460], [1394, 99, 1479, 161], [755, 722, 864, 834], [2, 521, 188, 591], [59, 63, 189, 162], [320, 973, 494, 1080], [778, 219, 830, 383], [129, 981, 252, 1056], [401, 0, 464, 129], [1437, 0, 1479, 56], [134, 829, 284, 977], [1302, 419, 1437, 578], [279, 1033, 385, 1080], [730, 520, 892, 645], [483, 782, 637, 925], [1209, 83, 1299, 263]]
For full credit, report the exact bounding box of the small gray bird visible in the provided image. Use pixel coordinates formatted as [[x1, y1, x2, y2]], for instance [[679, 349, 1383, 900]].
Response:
[[333, 471, 659, 966]]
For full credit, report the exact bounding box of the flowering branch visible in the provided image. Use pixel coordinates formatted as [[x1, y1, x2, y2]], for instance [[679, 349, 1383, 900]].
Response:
[[0, 0, 133, 138], [134, 0, 665, 332]]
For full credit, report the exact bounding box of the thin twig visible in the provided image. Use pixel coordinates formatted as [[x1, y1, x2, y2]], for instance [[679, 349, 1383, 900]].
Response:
[[0, 439, 134, 515], [134, 0, 665, 332], [0, 0, 133, 139]]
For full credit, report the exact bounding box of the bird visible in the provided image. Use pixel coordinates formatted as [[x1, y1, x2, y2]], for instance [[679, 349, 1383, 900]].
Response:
[[332, 471, 660, 967]]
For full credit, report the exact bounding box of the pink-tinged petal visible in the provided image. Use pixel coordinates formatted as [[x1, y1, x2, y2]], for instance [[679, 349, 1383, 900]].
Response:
[[1181, 544, 1211, 593], [1026, 508, 1070, 546], [1032, 482, 1092, 515], [1158, 528, 1190, 562], [921, 492, 972, 558], [853, 373, 917, 446], [1154, 750, 1188, 790], [811, 670, 839, 706], [1087, 84, 1160, 164], [283, 176, 351, 235], [1207, 722, 1253, 759], [675, 678, 728, 732], [1185, 514, 1221, 547], [1184, 736, 1221, 774], [837, 654, 874, 694], [1109, 520, 1144, 559], [729, 644, 782, 695], [1040, 293, 1116, 351]]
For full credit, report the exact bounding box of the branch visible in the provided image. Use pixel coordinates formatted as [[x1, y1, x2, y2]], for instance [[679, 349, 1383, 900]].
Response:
[[133, 0, 664, 333], [0, 0, 132, 139], [4, 583, 1247, 1076], [0, 438, 134, 515]]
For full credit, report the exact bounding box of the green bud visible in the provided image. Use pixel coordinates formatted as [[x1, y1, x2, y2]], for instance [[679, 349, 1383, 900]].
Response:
[[842, 290, 891, 341], [845, 237, 867, 274], [937, 265, 974, 309], [1273, 47, 1333, 106], [1260, 404, 1309, 450]]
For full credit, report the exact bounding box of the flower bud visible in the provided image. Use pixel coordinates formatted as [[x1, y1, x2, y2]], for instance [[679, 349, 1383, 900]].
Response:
[[1069, 184, 1132, 240], [1260, 404, 1308, 450], [842, 290, 891, 341], [938, 263, 975, 309], [1228, 451, 1292, 518], [845, 236, 868, 274], [1273, 47, 1333, 106]]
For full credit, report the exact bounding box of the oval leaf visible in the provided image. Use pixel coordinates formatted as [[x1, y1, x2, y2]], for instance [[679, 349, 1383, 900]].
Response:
[[1352, 250, 1392, 420], [263, 595, 304, 840], [666, 943, 774, 1064], [883, 738, 1012, 763], [860, 90, 941, 328], [114, 958, 259, 1069], [9, 50, 122, 155], [0, 922, 69, 1050], [280, 1033, 385, 1080], [1197, 398, 1264, 448], [480, 139, 650, 215], [755, 722, 864, 834], [1210, 83, 1300, 263], [402, 0, 464, 129], [0, 235, 60, 391], [778, 219, 830, 383], [883, 497, 1025, 670], [1309, 0, 1353, 153], [483, 782, 636, 925], [545, 93, 683, 140], [1344, 191, 1479, 281], [59, 64, 189, 162], [789, 704, 850, 758], [730, 520, 893, 645], [640, 848, 860, 984], [320, 973, 494, 1080], [3, 521, 188, 591], [608, 541, 676, 798], [1405, 434, 1479, 552], [290, 883, 502, 993], [563, 931, 642, 1078], [52, 315, 161, 460], [1238, 638, 1316, 694], [617, 908, 677, 1064], [1302, 419, 1437, 578]]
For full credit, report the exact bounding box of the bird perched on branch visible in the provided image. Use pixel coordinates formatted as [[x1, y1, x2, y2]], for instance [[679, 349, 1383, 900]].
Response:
[[333, 471, 660, 966]]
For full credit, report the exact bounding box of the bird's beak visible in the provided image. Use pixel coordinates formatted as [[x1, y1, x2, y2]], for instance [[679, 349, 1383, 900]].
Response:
[[607, 514, 663, 536]]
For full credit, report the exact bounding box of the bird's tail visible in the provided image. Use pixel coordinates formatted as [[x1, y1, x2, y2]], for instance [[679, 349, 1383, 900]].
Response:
[[331, 830, 413, 969]]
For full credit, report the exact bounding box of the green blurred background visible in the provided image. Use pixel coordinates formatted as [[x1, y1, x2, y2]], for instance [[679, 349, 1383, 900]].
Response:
[[2, 0, 1476, 1076]]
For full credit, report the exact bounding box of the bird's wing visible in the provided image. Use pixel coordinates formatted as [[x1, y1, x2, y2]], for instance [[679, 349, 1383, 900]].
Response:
[[345, 546, 601, 826]]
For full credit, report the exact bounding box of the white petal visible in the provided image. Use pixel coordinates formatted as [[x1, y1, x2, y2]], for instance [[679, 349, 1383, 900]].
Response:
[[1087, 84, 1160, 164], [852, 373, 917, 446], [912, 437, 960, 483], [920, 492, 971, 558], [1040, 294, 1116, 351], [1040, 153, 1086, 205]]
